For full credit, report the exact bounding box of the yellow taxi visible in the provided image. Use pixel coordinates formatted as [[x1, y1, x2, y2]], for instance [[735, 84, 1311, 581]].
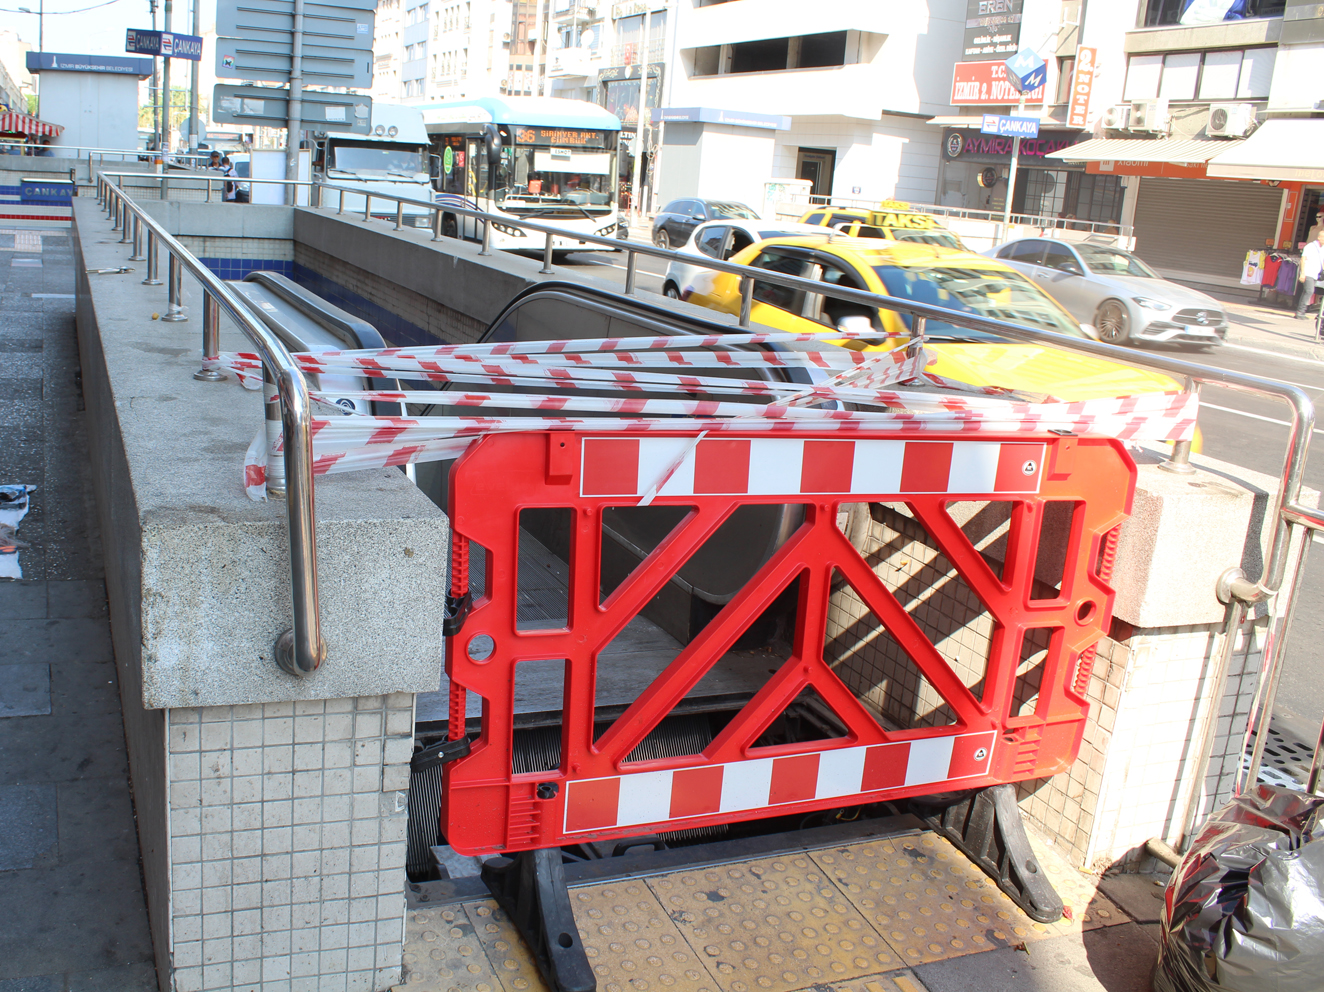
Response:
[[799, 202, 965, 250], [681, 235, 1190, 403]]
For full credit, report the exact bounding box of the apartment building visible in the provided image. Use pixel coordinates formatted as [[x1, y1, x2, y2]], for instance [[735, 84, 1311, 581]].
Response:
[[373, 0, 515, 104], [1040, 0, 1324, 287]]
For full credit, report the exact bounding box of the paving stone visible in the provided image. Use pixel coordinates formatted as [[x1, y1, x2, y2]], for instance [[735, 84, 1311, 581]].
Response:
[[0, 782, 57, 870], [65, 962, 158, 991], [56, 778, 141, 866], [0, 619, 114, 665], [1096, 873, 1169, 925], [46, 580, 107, 619], [0, 975, 61, 992], [0, 663, 51, 717], [0, 583, 46, 620]]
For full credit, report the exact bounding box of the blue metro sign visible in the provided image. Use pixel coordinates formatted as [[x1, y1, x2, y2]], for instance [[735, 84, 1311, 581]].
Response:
[[1004, 48, 1047, 94]]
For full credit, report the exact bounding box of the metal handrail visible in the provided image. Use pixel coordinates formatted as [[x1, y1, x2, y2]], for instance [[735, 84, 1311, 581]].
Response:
[[95, 171, 326, 679], [93, 170, 1322, 822]]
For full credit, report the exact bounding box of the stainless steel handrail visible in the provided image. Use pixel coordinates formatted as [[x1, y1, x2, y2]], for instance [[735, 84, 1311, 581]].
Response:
[[96, 171, 326, 679], [94, 171, 1323, 820]]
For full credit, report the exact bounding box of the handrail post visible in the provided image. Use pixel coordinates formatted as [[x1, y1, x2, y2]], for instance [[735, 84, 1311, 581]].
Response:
[[142, 230, 163, 286], [194, 290, 227, 381], [738, 275, 754, 327], [263, 365, 287, 497], [432, 207, 443, 242], [479, 218, 492, 256], [129, 215, 145, 261], [161, 252, 188, 321], [363, 195, 371, 222], [311, 182, 321, 209], [337, 189, 344, 215], [624, 250, 638, 296], [540, 231, 555, 274], [119, 205, 133, 243], [273, 369, 326, 677], [394, 200, 405, 230], [112, 195, 123, 231]]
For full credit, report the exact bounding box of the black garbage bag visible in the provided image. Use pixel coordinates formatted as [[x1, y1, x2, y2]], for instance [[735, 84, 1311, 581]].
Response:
[[1154, 784, 1324, 992]]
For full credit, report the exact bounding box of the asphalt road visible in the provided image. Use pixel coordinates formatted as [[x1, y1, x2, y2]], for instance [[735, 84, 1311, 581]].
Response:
[[558, 249, 1324, 743]]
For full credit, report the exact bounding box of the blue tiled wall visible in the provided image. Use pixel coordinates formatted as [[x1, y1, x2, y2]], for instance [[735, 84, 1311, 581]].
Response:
[[292, 263, 435, 349], [198, 258, 293, 281]]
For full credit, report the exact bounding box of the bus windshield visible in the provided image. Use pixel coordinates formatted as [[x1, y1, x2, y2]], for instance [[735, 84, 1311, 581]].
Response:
[[494, 139, 616, 215], [327, 141, 428, 177]]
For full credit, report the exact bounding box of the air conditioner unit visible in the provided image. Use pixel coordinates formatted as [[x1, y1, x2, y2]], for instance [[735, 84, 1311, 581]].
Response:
[[1208, 102, 1256, 138], [1130, 98, 1170, 133], [1103, 104, 1131, 129]]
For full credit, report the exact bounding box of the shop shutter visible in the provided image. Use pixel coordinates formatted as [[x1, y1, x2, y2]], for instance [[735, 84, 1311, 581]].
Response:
[[1133, 177, 1281, 280]]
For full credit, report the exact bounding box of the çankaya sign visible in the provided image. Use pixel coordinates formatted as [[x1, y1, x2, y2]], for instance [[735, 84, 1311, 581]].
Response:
[[125, 29, 203, 60], [951, 60, 1045, 105]]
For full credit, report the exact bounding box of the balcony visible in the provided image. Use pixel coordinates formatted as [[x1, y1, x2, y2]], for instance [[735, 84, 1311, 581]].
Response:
[[682, 61, 880, 119], [609, 37, 665, 67], [677, 0, 896, 50], [551, 0, 598, 21], [548, 46, 598, 77]]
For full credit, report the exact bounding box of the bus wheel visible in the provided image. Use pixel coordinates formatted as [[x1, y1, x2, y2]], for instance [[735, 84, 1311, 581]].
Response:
[[443, 214, 458, 239]]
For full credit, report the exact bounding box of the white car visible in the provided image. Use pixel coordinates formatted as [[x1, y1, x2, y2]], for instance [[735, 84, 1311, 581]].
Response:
[[661, 219, 833, 300]]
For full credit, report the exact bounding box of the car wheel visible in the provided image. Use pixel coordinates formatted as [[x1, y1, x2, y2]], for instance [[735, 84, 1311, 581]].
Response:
[[442, 214, 458, 239], [663, 283, 680, 300], [1095, 300, 1131, 344], [653, 229, 671, 249]]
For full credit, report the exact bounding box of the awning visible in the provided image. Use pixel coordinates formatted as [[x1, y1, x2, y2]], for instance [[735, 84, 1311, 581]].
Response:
[[1207, 120, 1324, 183], [1044, 136, 1243, 164], [0, 112, 63, 137]]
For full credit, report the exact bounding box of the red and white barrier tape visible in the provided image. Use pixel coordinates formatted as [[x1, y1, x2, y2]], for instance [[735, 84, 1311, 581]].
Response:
[[216, 333, 1198, 501]]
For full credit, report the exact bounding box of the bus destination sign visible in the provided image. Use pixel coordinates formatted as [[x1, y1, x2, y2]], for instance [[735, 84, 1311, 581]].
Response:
[[513, 126, 607, 148]]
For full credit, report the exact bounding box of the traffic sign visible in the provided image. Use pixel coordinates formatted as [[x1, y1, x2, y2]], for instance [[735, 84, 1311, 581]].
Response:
[[126, 28, 204, 60], [215, 36, 373, 88], [980, 114, 1040, 138], [1004, 48, 1047, 94], [212, 84, 372, 132], [217, 1, 375, 52]]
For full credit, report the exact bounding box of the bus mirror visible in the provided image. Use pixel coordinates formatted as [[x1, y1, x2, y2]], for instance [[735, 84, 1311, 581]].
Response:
[[483, 124, 502, 165]]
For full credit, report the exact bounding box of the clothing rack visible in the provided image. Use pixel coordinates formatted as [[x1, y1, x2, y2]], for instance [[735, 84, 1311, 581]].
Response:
[[1243, 247, 1302, 308]]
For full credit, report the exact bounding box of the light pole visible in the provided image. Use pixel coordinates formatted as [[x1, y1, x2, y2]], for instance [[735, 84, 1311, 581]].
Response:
[[17, 1, 42, 116]]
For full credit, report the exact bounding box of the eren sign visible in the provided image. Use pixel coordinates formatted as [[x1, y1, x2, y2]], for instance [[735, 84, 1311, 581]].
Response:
[[963, 0, 1023, 61], [951, 60, 1045, 105], [1068, 47, 1097, 128]]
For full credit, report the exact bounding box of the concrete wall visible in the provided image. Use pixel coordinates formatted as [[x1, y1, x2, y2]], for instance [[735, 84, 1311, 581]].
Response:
[[42, 71, 141, 151]]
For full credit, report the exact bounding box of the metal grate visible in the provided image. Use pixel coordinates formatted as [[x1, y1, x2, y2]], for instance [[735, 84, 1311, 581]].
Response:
[[1245, 721, 1316, 791]]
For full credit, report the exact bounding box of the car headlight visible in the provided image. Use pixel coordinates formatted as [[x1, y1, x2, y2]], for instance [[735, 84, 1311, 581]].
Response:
[[1133, 297, 1171, 311]]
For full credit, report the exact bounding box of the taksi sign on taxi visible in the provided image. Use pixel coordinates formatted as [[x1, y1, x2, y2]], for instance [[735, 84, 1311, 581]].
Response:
[[951, 60, 1044, 105]]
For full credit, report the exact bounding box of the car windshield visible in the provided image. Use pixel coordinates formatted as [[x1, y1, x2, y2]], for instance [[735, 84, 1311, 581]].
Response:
[[709, 201, 759, 219], [1074, 245, 1158, 278], [870, 263, 1085, 341], [888, 229, 963, 250], [327, 142, 427, 176]]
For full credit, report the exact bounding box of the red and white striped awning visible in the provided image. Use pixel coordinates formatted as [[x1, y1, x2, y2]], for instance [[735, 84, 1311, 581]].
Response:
[[0, 112, 63, 137]]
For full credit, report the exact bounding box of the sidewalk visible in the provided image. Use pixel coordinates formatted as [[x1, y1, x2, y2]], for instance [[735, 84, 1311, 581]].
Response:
[[1188, 281, 1324, 361], [0, 224, 156, 989]]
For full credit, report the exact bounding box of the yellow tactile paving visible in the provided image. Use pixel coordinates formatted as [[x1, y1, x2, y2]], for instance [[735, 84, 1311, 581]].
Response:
[[400, 903, 507, 991], [394, 827, 1120, 991], [647, 855, 903, 992], [572, 879, 720, 992]]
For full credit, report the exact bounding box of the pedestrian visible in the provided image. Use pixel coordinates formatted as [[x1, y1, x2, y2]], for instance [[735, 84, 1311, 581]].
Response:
[[207, 150, 223, 171], [1308, 208, 1324, 244], [1295, 228, 1324, 320], [222, 155, 237, 202], [37, 137, 53, 157]]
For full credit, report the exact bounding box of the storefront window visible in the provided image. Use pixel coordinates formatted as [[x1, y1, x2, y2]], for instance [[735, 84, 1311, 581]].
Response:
[[1142, 0, 1285, 28], [1012, 170, 1123, 227]]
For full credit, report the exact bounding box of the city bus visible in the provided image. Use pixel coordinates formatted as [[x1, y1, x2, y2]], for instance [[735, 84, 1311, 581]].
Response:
[[420, 96, 625, 252]]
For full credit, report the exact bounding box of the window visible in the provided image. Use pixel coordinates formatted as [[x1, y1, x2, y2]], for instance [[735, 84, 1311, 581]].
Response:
[[750, 250, 811, 311], [803, 212, 826, 225], [690, 30, 850, 77], [1124, 47, 1276, 102], [1055, 57, 1075, 105], [697, 226, 728, 258], [1142, 0, 1284, 27], [1041, 244, 1079, 272], [1002, 240, 1046, 264]]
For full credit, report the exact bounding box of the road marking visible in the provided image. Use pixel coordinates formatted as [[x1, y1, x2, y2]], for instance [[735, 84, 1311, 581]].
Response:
[[1223, 342, 1324, 368], [30, 293, 73, 299], [1200, 401, 1324, 437], [1204, 373, 1324, 392]]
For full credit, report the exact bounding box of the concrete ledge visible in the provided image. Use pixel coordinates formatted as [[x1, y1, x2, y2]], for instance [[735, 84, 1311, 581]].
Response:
[[138, 199, 294, 240], [74, 199, 448, 709]]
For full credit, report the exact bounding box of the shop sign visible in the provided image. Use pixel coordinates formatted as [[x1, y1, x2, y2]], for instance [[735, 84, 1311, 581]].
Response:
[[943, 128, 1078, 161], [962, 0, 1022, 61], [951, 60, 1044, 105], [1068, 46, 1097, 129]]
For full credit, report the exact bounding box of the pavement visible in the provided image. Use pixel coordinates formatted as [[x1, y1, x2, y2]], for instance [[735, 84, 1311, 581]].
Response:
[[0, 223, 157, 990], [1187, 281, 1324, 361]]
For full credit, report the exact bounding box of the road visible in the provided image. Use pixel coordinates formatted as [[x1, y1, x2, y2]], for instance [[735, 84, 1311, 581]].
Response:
[[560, 249, 1324, 743]]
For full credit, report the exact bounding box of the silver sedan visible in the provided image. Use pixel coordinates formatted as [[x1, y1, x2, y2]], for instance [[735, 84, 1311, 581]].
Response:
[[985, 238, 1228, 347]]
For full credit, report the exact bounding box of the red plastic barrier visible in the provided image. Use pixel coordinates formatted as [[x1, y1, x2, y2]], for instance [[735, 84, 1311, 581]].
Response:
[[440, 430, 1135, 855]]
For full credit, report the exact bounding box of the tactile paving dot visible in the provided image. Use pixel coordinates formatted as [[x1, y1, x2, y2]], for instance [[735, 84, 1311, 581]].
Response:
[[463, 900, 547, 992], [648, 856, 901, 992], [400, 904, 507, 991], [810, 833, 1049, 966], [1024, 832, 1125, 935], [574, 879, 720, 992]]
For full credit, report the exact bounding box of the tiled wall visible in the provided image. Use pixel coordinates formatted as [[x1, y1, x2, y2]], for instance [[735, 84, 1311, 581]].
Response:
[[174, 235, 295, 282], [165, 694, 415, 992], [293, 243, 487, 349]]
